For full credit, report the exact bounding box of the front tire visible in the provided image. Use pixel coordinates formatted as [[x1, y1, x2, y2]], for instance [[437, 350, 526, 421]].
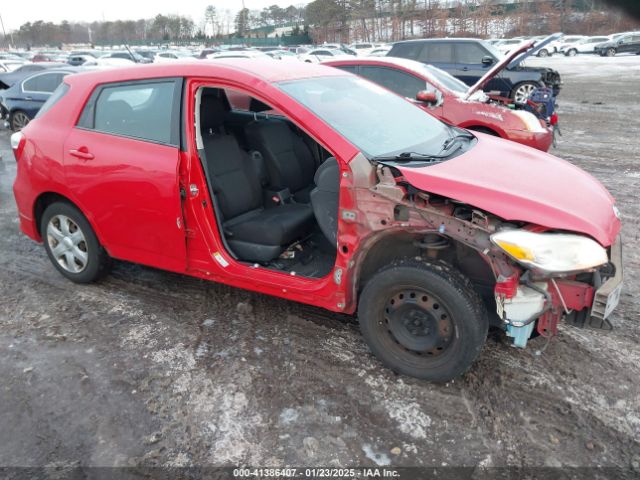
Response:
[[41, 202, 111, 283], [567, 48, 577, 57], [537, 48, 549, 57], [358, 259, 488, 382], [605, 48, 616, 57], [511, 81, 539, 104]]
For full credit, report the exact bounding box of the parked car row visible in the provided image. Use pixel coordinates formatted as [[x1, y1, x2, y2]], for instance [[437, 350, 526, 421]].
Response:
[[489, 30, 640, 57], [10, 58, 623, 382], [1, 36, 562, 148]]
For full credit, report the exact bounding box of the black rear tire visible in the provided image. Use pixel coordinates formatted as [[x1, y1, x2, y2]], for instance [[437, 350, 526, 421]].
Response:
[[9, 110, 30, 132], [41, 202, 111, 283], [358, 258, 489, 382]]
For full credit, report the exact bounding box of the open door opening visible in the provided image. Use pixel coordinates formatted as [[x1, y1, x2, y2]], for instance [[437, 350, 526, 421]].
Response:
[[195, 86, 339, 279]]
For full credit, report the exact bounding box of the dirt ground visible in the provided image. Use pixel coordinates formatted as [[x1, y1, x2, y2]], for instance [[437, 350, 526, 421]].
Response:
[[0, 54, 639, 472]]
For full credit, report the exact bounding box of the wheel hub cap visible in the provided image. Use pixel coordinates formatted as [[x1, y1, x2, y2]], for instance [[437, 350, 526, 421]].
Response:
[[47, 215, 88, 274], [384, 290, 453, 356]]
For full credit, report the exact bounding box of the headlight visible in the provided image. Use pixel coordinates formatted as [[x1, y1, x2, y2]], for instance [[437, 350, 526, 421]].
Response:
[[491, 230, 608, 274], [511, 110, 547, 133]]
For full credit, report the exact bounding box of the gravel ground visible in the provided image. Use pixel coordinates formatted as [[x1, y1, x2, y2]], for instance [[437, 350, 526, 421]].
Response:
[[0, 55, 639, 472]]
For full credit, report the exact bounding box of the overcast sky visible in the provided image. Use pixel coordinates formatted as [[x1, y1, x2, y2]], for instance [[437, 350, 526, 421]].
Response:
[[0, 0, 308, 31]]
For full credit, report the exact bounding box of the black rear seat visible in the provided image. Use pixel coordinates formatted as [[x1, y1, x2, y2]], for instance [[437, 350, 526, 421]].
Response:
[[200, 91, 314, 263], [245, 119, 317, 203]]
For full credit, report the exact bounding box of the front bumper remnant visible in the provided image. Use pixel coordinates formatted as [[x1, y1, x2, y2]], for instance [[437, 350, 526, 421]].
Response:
[[590, 235, 623, 329]]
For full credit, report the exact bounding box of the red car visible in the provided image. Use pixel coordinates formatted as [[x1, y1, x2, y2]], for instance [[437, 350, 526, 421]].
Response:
[[12, 60, 623, 382], [325, 45, 554, 151]]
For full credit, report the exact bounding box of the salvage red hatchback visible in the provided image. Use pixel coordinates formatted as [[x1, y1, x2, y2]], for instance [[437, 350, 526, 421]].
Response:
[[12, 60, 623, 382]]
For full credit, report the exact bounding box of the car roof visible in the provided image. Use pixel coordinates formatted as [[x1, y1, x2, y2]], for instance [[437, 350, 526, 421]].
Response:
[[393, 38, 485, 44], [326, 56, 429, 74], [63, 59, 347, 87]]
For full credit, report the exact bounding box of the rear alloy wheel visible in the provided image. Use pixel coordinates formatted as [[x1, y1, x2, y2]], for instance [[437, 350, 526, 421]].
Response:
[[567, 48, 577, 57], [10, 110, 30, 131], [41, 202, 111, 283], [605, 48, 616, 57], [358, 259, 488, 382], [512, 82, 539, 104], [537, 48, 549, 57]]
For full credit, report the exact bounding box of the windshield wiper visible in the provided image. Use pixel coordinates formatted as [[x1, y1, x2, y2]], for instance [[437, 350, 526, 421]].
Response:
[[439, 127, 476, 154], [372, 151, 448, 163]]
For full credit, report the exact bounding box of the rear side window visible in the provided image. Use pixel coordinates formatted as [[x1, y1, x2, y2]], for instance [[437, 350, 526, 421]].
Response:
[[417, 43, 454, 63], [80, 80, 180, 145], [359, 66, 424, 99], [455, 43, 489, 64], [23, 73, 66, 93], [335, 65, 358, 74], [35, 83, 70, 119]]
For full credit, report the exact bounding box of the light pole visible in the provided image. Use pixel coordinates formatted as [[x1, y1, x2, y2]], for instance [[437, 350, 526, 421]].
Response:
[[0, 12, 8, 49]]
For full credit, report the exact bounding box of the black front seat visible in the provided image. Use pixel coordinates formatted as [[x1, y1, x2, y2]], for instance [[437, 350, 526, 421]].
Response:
[[245, 120, 317, 203], [200, 93, 314, 263], [310, 158, 340, 246]]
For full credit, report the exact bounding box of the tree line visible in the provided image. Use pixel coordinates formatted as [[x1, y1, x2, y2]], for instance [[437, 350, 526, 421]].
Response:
[[5, 4, 307, 48], [3, 0, 638, 48], [306, 0, 640, 43]]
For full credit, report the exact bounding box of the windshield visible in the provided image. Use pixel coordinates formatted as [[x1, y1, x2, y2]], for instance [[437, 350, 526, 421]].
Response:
[[420, 64, 468, 94], [482, 41, 504, 59], [278, 75, 451, 158]]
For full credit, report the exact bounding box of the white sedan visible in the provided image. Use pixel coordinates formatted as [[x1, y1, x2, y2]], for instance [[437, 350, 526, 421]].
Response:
[[0, 60, 25, 73], [560, 36, 612, 56], [299, 48, 354, 63], [206, 50, 272, 60], [154, 50, 198, 62]]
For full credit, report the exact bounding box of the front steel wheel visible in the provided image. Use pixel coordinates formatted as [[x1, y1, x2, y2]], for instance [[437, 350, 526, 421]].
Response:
[[10, 111, 30, 131], [41, 202, 111, 283], [358, 259, 488, 382]]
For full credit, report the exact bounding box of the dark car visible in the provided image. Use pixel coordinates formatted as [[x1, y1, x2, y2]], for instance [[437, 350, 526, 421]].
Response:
[[101, 51, 152, 64], [387, 38, 561, 103], [0, 62, 67, 89], [135, 50, 158, 61], [0, 67, 81, 130], [595, 33, 640, 56]]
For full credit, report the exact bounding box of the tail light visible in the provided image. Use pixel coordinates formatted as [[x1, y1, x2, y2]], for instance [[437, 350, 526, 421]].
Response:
[[10, 131, 25, 160]]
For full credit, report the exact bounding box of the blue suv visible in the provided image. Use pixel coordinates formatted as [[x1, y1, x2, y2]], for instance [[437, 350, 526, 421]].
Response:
[[387, 38, 561, 104]]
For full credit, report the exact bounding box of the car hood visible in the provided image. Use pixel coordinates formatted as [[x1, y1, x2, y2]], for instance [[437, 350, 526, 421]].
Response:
[[464, 34, 562, 99], [464, 41, 534, 99], [395, 133, 620, 246]]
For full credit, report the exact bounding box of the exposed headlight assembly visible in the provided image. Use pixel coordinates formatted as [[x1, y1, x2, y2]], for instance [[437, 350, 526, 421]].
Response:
[[491, 230, 608, 274], [511, 110, 547, 133]]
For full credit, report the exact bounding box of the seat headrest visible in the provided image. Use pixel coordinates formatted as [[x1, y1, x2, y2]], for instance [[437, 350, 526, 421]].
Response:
[[201, 92, 227, 133], [249, 97, 272, 113]]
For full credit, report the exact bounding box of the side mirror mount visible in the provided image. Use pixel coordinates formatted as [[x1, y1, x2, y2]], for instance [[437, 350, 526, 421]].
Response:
[[416, 90, 437, 104], [481, 55, 495, 66], [416, 90, 442, 106]]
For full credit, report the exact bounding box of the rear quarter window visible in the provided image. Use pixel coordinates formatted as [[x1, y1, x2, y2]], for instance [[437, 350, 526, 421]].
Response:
[[389, 42, 423, 60]]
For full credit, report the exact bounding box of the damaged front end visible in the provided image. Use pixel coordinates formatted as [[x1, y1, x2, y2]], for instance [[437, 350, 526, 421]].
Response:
[[347, 157, 623, 349]]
